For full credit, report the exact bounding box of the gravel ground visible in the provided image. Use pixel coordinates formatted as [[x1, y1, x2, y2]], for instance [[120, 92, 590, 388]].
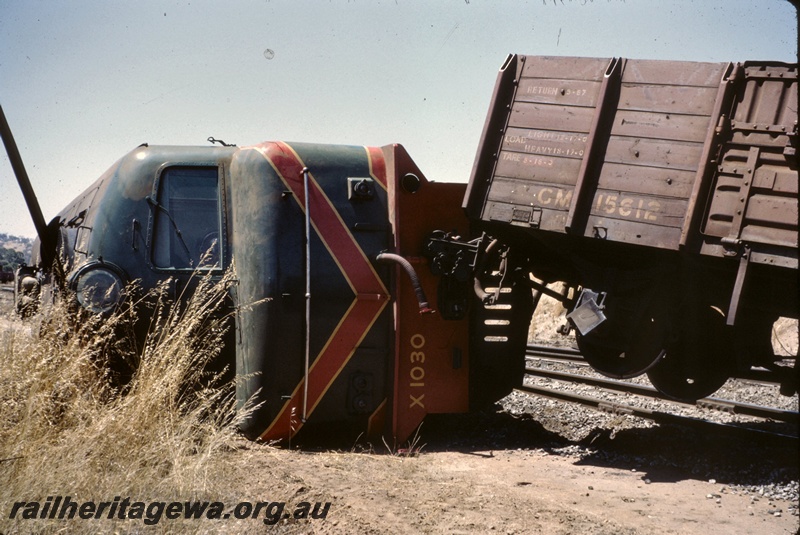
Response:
[[496, 294, 800, 520], [494, 350, 799, 520]]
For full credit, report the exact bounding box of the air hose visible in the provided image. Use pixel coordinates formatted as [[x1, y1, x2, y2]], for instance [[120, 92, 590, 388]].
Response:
[[376, 253, 434, 314]]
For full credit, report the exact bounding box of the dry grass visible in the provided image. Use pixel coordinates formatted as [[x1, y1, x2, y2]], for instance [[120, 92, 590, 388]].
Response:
[[0, 272, 248, 533]]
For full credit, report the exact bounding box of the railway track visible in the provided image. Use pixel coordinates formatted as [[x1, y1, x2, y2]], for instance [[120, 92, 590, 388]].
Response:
[[523, 344, 799, 442]]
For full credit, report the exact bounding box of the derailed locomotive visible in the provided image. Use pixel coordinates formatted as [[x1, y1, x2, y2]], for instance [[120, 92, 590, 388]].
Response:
[[2, 121, 529, 444], [2, 54, 797, 445]]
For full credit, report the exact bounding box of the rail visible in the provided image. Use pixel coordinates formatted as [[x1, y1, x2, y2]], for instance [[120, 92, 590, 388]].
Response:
[[523, 344, 799, 442], [527, 344, 796, 388]]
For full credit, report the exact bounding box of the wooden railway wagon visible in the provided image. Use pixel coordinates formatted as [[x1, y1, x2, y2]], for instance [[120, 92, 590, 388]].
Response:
[[463, 55, 798, 400]]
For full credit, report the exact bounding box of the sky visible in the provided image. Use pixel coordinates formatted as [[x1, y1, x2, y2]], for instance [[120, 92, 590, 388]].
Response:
[[0, 0, 797, 238]]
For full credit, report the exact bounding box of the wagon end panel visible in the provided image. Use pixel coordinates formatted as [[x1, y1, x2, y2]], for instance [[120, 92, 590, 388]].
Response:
[[465, 55, 732, 252], [700, 61, 798, 270], [469, 55, 612, 234]]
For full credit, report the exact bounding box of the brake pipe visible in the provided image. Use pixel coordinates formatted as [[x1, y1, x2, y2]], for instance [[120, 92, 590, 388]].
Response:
[[376, 253, 434, 314]]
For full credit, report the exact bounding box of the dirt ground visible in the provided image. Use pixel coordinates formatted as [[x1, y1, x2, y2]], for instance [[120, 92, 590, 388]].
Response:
[[220, 412, 798, 535], [221, 293, 798, 534]]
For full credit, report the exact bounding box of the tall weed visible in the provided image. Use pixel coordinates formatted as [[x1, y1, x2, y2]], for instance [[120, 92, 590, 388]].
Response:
[[0, 271, 247, 533]]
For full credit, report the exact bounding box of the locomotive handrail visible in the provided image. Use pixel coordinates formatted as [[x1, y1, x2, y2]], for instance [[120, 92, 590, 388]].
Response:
[[301, 167, 312, 422]]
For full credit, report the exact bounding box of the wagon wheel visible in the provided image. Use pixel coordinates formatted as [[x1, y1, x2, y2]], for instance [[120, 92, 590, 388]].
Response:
[[646, 305, 733, 402], [575, 284, 670, 379], [576, 305, 668, 379]]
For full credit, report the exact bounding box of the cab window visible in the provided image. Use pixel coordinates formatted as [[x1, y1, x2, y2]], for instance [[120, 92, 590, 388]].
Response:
[[151, 166, 221, 269]]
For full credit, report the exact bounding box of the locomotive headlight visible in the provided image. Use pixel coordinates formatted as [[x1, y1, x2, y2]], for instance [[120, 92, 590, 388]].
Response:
[[74, 266, 124, 314], [19, 275, 39, 294]]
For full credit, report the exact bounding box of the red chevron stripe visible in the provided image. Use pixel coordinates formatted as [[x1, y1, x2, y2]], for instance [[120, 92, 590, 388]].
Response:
[[251, 142, 389, 441], [260, 142, 386, 294], [367, 146, 387, 190], [258, 298, 387, 441]]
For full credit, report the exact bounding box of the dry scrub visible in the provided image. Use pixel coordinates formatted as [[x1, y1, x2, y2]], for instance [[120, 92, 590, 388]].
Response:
[[0, 273, 246, 533]]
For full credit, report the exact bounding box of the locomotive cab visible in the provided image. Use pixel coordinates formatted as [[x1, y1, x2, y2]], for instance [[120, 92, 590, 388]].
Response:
[[20, 144, 237, 313]]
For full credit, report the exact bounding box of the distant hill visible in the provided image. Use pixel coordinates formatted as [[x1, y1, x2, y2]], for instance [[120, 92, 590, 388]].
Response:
[[0, 233, 33, 275]]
